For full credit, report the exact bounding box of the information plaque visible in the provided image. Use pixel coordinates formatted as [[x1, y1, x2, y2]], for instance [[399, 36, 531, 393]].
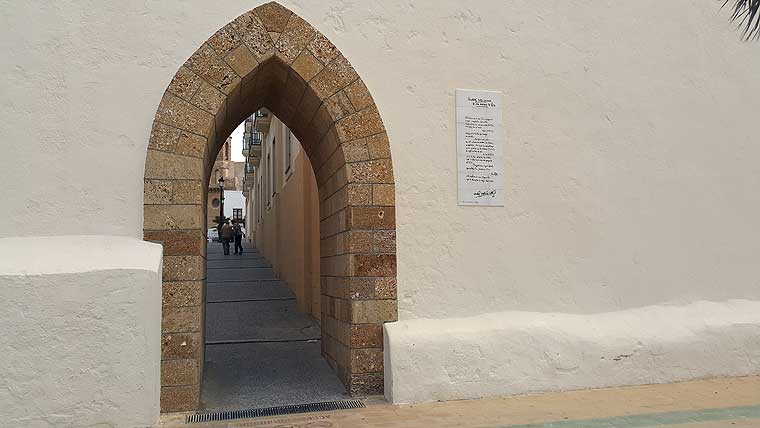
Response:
[[456, 89, 504, 206]]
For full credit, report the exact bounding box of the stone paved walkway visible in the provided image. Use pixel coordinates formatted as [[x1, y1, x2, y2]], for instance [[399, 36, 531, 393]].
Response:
[[201, 241, 348, 411], [165, 376, 760, 428]]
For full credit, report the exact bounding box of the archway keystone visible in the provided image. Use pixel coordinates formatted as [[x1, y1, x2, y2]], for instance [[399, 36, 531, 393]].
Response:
[[143, 2, 397, 412]]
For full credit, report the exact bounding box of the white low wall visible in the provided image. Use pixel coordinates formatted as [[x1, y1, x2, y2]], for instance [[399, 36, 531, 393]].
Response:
[[384, 300, 760, 404], [0, 236, 162, 428]]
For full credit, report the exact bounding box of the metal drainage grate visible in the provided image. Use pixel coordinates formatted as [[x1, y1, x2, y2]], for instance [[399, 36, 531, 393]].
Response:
[[185, 399, 365, 424]]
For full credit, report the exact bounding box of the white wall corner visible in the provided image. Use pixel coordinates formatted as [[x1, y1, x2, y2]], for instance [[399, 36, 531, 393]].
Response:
[[0, 236, 163, 428]]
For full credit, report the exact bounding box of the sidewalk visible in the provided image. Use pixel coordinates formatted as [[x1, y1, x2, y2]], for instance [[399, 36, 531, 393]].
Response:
[[162, 376, 760, 427]]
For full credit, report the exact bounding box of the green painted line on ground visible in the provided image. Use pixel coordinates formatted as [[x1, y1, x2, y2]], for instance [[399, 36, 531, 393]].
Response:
[[486, 404, 760, 428]]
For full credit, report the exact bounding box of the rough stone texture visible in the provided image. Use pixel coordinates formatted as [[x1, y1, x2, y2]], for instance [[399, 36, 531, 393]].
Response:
[[292, 50, 324, 82], [275, 15, 316, 63], [144, 229, 205, 256], [190, 82, 226, 114], [144, 205, 202, 230], [254, 2, 292, 33], [310, 54, 359, 100], [162, 255, 204, 281], [307, 33, 339, 65], [162, 281, 203, 307], [161, 386, 199, 413], [161, 359, 200, 386], [185, 44, 240, 94], [231, 11, 274, 62], [167, 66, 202, 100], [351, 300, 398, 324], [162, 305, 202, 333], [345, 79, 374, 111], [161, 333, 201, 360], [224, 44, 258, 77], [155, 93, 214, 137]]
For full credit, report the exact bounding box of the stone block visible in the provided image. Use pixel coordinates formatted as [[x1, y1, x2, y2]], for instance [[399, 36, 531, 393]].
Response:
[[291, 50, 323, 82], [281, 71, 307, 109], [208, 23, 242, 57], [324, 90, 355, 122], [347, 183, 372, 206], [175, 131, 207, 159], [351, 299, 398, 324], [162, 255, 204, 281], [308, 33, 339, 65], [190, 82, 226, 114], [275, 14, 316, 63], [363, 132, 392, 160], [351, 348, 384, 373], [167, 66, 202, 101], [161, 332, 201, 360], [171, 180, 203, 205], [254, 2, 292, 33], [320, 254, 350, 277], [185, 43, 240, 94], [349, 372, 383, 395], [348, 277, 374, 300], [144, 149, 204, 180], [310, 54, 359, 100], [373, 277, 397, 299], [160, 385, 199, 413], [373, 230, 396, 253], [224, 44, 259, 78], [351, 324, 384, 348], [148, 122, 180, 153], [144, 180, 172, 204], [335, 106, 384, 143], [351, 254, 397, 278], [319, 209, 348, 238], [162, 281, 203, 307], [347, 230, 372, 253], [161, 359, 200, 386], [155, 93, 214, 136], [341, 140, 371, 163], [348, 206, 395, 229], [144, 205, 202, 230], [162, 305, 202, 333], [144, 229, 204, 256], [345, 79, 373, 111], [347, 159, 393, 184], [232, 10, 274, 62], [372, 184, 395, 206]]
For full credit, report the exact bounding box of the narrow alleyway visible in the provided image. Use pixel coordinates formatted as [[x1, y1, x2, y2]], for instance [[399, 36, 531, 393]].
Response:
[[201, 240, 348, 411]]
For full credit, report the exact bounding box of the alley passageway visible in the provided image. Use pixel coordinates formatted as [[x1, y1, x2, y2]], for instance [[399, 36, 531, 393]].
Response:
[[201, 240, 348, 411]]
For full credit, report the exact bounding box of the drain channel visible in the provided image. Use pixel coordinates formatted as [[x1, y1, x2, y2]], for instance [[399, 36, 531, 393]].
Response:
[[185, 399, 366, 423]]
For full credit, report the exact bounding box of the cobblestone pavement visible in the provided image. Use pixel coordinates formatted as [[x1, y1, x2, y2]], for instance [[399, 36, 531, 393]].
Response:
[[162, 376, 760, 428]]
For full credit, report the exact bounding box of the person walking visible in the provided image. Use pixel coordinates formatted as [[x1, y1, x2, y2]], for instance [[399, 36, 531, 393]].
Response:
[[232, 221, 244, 255], [219, 220, 233, 256]]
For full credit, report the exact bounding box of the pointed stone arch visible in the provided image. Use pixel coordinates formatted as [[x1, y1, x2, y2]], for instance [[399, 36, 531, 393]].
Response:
[[143, 2, 397, 412]]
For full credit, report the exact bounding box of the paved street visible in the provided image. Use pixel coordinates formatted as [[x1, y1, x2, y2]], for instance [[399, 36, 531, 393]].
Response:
[[167, 376, 760, 427], [201, 241, 348, 411]]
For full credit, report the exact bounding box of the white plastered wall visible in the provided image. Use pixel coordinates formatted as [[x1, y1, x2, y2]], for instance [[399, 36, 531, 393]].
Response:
[[0, 236, 162, 427], [1, 0, 759, 409]]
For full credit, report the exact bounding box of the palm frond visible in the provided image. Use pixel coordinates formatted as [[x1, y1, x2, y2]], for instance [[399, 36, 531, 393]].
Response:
[[723, 0, 760, 40]]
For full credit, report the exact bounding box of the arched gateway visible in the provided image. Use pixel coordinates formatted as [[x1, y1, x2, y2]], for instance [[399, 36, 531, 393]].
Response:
[[143, 2, 397, 412]]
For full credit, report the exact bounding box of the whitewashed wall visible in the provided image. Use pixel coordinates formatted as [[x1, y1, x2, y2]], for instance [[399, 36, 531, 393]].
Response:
[[1, 0, 759, 408]]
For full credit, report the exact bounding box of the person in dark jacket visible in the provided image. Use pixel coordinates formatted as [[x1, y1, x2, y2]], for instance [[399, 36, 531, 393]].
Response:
[[232, 221, 244, 255], [219, 220, 233, 255]]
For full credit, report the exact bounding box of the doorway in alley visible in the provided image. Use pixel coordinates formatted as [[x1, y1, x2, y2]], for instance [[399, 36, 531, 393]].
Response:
[[143, 2, 398, 413]]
